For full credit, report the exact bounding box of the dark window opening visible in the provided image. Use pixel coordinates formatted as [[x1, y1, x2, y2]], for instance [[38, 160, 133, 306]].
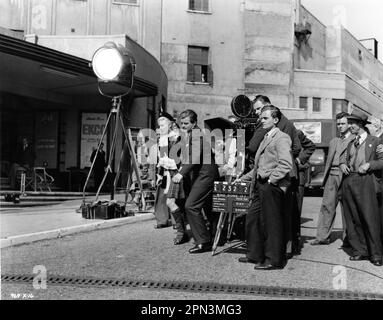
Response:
[[313, 97, 321, 112], [299, 97, 308, 110], [189, 0, 209, 11], [187, 46, 212, 84]]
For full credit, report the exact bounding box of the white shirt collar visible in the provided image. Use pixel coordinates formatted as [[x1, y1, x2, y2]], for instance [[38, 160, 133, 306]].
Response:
[[356, 131, 368, 144]]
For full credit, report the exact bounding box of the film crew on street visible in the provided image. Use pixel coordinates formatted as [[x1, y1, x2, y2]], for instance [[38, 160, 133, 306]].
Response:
[[311, 112, 354, 247], [238, 105, 293, 270], [339, 109, 383, 266], [172, 109, 219, 254]]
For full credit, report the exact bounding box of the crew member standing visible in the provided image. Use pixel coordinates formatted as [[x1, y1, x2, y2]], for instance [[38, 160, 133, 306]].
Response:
[[172, 109, 219, 253], [239, 105, 293, 270], [311, 112, 353, 246], [340, 109, 383, 266]]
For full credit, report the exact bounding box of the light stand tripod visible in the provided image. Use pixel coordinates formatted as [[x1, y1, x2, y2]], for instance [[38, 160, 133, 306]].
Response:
[[81, 96, 144, 211]]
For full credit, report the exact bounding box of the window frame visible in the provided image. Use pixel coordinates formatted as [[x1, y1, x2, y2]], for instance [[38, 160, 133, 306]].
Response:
[[299, 97, 308, 110], [187, 45, 212, 85], [112, 0, 139, 5], [312, 97, 321, 113], [188, 0, 210, 13]]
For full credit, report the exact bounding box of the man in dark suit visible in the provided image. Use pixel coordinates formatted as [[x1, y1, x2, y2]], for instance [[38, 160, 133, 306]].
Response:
[[312, 112, 354, 246], [340, 109, 383, 266], [172, 109, 219, 253], [239, 105, 293, 270]]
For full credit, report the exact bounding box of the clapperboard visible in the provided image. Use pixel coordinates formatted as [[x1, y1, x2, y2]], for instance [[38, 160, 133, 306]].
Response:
[[212, 181, 251, 214], [211, 181, 251, 255]]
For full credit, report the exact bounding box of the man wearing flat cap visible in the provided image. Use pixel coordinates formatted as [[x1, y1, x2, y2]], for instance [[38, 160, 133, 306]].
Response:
[[339, 109, 383, 266]]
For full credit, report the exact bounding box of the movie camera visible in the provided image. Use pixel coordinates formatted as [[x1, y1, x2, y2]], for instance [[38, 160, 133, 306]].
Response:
[[230, 94, 259, 131]]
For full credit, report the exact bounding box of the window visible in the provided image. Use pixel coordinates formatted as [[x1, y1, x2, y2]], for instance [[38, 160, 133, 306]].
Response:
[[112, 0, 138, 4], [187, 46, 212, 84], [299, 97, 308, 110], [189, 0, 209, 12], [332, 99, 348, 116], [313, 97, 321, 112]]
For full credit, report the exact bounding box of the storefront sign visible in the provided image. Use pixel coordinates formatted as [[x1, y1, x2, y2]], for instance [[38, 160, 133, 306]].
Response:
[[80, 113, 107, 168]]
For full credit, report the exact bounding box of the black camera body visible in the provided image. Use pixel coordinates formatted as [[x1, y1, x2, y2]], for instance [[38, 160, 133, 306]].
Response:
[[230, 94, 260, 144]]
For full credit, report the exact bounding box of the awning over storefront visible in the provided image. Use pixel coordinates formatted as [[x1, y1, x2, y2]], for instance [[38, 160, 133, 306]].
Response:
[[0, 33, 159, 101]]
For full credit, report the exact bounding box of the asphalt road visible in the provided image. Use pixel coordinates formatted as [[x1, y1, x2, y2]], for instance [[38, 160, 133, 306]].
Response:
[[1, 197, 383, 300]]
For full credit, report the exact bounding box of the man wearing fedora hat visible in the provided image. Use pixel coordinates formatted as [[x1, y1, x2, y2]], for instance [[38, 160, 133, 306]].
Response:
[[339, 109, 383, 266]]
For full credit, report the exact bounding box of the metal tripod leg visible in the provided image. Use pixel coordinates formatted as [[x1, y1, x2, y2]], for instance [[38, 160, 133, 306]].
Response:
[[212, 210, 227, 256]]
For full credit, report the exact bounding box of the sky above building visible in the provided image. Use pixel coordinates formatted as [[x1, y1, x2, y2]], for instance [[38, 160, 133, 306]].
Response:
[[301, 0, 383, 62]]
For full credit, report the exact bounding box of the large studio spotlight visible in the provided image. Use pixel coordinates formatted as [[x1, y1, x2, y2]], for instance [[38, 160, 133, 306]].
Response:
[[92, 42, 136, 97]]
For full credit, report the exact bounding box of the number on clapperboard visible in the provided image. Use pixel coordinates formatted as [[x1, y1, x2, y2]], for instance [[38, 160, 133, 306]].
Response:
[[244, 186, 248, 193], [228, 185, 232, 192], [233, 185, 237, 192], [214, 183, 218, 192], [222, 184, 226, 192]]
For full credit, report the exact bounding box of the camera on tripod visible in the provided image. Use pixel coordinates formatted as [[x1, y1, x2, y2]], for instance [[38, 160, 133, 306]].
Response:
[[230, 94, 259, 144]]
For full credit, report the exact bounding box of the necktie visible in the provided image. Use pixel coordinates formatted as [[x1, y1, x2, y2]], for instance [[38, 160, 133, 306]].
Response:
[[354, 135, 360, 147]]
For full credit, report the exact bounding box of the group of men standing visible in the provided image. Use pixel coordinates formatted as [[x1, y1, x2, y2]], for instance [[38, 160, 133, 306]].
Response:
[[151, 96, 383, 269], [312, 110, 383, 266]]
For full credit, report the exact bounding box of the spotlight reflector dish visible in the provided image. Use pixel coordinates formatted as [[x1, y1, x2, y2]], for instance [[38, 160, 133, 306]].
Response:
[[92, 48, 123, 81]]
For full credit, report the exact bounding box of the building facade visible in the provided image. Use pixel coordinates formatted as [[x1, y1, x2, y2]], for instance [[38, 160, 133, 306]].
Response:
[[1, 0, 383, 189]]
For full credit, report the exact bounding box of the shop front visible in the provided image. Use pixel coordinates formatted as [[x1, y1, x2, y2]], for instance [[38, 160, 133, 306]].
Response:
[[0, 33, 167, 192]]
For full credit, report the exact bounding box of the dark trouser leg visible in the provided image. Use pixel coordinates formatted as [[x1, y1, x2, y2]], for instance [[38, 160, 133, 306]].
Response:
[[297, 184, 305, 220], [283, 184, 294, 255], [316, 174, 340, 241], [342, 174, 383, 258], [184, 177, 214, 245], [171, 207, 186, 241], [261, 182, 286, 267], [246, 184, 264, 262], [154, 186, 170, 225]]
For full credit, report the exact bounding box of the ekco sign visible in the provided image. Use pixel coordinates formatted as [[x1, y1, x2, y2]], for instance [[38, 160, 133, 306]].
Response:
[[80, 113, 107, 168]]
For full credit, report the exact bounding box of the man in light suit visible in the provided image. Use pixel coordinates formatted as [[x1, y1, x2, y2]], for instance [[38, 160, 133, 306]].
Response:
[[312, 112, 354, 246], [239, 105, 293, 270]]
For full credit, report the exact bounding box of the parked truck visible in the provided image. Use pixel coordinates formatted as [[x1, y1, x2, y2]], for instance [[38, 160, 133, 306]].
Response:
[[292, 119, 337, 191]]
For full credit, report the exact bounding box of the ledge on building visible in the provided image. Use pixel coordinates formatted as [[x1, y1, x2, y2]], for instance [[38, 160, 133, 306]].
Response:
[[186, 10, 212, 15]]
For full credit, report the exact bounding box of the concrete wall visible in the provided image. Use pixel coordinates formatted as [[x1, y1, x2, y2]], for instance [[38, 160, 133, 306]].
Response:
[[291, 69, 346, 120], [295, 5, 326, 71], [244, 0, 295, 109], [340, 27, 383, 96], [0, 0, 162, 61], [0, 0, 26, 31], [162, 0, 245, 122]]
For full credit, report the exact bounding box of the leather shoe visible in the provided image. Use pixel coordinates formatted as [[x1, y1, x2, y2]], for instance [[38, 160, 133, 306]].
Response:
[[371, 259, 383, 266], [254, 263, 283, 270], [238, 257, 258, 264], [188, 243, 212, 254], [311, 239, 330, 246], [154, 222, 171, 229], [349, 255, 368, 261]]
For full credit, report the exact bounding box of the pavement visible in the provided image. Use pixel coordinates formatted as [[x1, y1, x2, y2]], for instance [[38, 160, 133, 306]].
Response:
[[1, 195, 383, 300], [0, 194, 155, 248]]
